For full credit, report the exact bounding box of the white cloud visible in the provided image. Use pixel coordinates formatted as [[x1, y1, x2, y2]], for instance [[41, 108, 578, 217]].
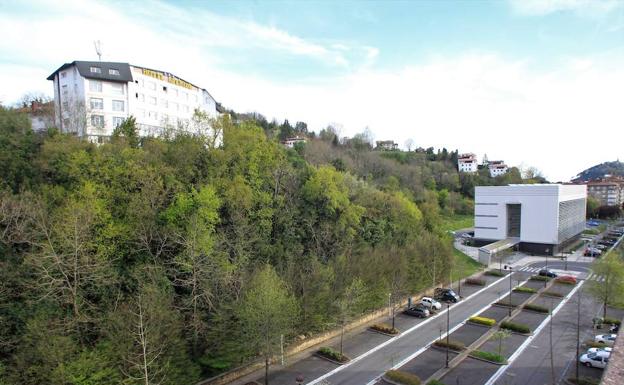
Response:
[[509, 0, 623, 17], [1, 0, 622, 182]]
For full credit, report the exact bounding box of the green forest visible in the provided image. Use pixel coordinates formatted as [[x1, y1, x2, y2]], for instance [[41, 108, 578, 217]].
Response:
[[0, 106, 525, 385]]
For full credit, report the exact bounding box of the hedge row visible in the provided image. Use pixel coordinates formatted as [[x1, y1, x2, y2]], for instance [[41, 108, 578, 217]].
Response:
[[500, 321, 531, 334], [485, 270, 506, 277], [470, 350, 506, 363], [426, 380, 447, 385], [433, 339, 465, 351], [469, 316, 496, 327], [604, 317, 622, 326], [529, 275, 550, 282], [465, 278, 486, 286], [370, 323, 400, 335], [494, 301, 516, 308], [513, 286, 537, 294], [523, 303, 549, 313], [385, 370, 421, 385], [317, 347, 350, 363], [542, 291, 563, 298], [555, 277, 576, 285]]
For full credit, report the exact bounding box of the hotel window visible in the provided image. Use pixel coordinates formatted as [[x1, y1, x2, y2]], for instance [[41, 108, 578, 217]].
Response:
[[170, 102, 179, 110], [112, 100, 125, 112], [90, 98, 104, 110], [136, 108, 146, 118], [112, 117, 125, 127], [148, 111, 158, 120], [90, 66, 102, 74], [62, 84, 68, 95], [193, 95, 197, 102], [109, 69, 120, 76], [89, 80, 102, 92], [162, 86, 168, 92], [173, 89, 179, 97], [183, 105, 189, 113], [147, 81, 156, 90], [61, 71, 67, 78], [148, 96, 157, 105], [110, 83, 124, 95], [138, 93, 145, 102], [160, 99, 168, 108], [91, 115, 105, 127]]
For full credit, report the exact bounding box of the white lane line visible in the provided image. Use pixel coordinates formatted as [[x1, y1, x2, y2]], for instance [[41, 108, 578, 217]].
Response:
[[483, 280, 586, 385], [305, 274, 512, 385], [363, 280, 530, 385], [586, 273, 594, 281]]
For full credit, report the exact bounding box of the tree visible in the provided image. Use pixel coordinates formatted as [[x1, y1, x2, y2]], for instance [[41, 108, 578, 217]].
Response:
[[335, 278, 365, 355], [238, 265, 297, 385], [588, 251, 624, 318], [586, 196, 600, 218], [492, 329, 511, 357], [112, 116, 140, 148], [404, 138, 414, 152]]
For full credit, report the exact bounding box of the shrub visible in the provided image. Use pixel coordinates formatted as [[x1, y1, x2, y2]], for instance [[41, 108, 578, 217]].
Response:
[[470, 350, 506, 363], [500, 321, 530, 334], [529, 275, 550, 282], [385, 370, 421, 385], [542, 291, 563, 298], [584, 340, 607, 348], [485, 270, 505, 277], [317, 347, 349, 363], [513, 286, 537, 294], [603, 317, 621, 326], [370, 323, 400, 335], [426, 380, 447, 385], [465, 278, 486, 286], [566, 377, 600, 385], [494, 301, 516, 308], [555, 277, 576, 285], [523, 303, 549, 313], [433, 339, 465, 351], [468, 316, 496, 327]]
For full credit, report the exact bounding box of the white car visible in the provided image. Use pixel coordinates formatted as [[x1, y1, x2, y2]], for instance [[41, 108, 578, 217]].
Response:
[[588, 347, 612, 354], [594, 334, 617, 344], [420, 297, 442, 310], [579, 352, 609, 369]]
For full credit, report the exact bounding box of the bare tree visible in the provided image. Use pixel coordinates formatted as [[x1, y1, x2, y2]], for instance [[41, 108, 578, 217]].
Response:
[[404, 138, 415, 152]]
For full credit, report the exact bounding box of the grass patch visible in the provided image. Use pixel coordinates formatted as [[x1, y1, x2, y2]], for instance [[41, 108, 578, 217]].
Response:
[[485, 270, 506, 277], [469, 350, 506, 363], [426, 380, 446, 385], [440, 214, 473, 233], [370, 323, 400, 335], [566, 377, 600, 385], [513, 286, 537, 294], [529, 275, 550, 282], [317, 347, 349, 363], [465, 278, 486, 286], [542, 291, 564, 298], [453, 248, 483, 280], [433, 339, 465, 351], [500, 321, 530, 334], [523, 303, 549, 313], [469, 316, 496, 327], [385, 370, 421, 385], [604, 317, 621, 326]]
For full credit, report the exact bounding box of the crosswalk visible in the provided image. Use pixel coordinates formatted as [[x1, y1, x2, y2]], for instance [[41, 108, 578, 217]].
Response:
[[515, 266, 605, 282]]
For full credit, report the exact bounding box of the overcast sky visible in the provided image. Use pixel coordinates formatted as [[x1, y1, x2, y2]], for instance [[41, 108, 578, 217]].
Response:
[[1, 0, 623, 181]]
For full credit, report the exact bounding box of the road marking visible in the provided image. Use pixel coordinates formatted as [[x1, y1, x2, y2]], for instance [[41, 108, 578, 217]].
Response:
[[304, 274, 513, 385], [362, 278, 530, 385], [483, 279, 586, 385]]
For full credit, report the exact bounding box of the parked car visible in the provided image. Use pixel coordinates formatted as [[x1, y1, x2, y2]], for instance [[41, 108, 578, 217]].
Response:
[[419, 297, 442, 310], [595, 334, 617, 344], [580, 352, 609, 369], [539, 269, 557, 278], [434, 288, 460, 303], [587, 347, 612, 354], [595, 244, 608, 251], [584, 248, 602, 256], [610, 324, 619, 333], [403, 305, 430, 318]]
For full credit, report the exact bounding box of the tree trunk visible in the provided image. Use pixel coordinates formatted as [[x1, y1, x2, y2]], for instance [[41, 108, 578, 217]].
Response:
[[265, 357, 269, 385], [340, 324, 344, 355]]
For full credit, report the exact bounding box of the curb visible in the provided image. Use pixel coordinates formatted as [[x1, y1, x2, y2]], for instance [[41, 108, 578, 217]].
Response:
[[313, 352, 350, 366], [467, 353, 508, 366], [368, 327, 401, 338]]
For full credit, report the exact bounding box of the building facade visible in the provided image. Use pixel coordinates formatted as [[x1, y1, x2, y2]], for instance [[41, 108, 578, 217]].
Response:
[[281, 136, 307, 148], [47, 61, 218, 142], [474, 184, 586, 255], [375, 140, 398, 151], [488, 160, 508, 178], [458, 153, 478, 173], [586, 180, 624, 207]]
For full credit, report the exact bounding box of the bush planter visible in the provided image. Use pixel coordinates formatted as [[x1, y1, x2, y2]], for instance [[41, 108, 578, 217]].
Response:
[[541, 291, 564, 298], [529, 275, 550, 282], [513, 286, 537, 294], [493, 301, 517, 308], [603, 317, 621, 326], [465, 278, 486, 286], [485, 270, 506, 277], [523, 303, 549, 314], [426, 380, 446, 385], [468, 316, 496, 327], [316, 347, 350, 364], [369, 323, 400, 336], [469, 350, 507, 365], [555, 278, 576, 285], [432, 339, 465, 352], [383, 370, 421, 385], [500, 321, 531, 334]]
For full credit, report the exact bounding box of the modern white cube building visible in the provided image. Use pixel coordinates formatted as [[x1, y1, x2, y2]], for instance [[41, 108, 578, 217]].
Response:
[[47, 61, 218, 142], [474, 184, 586, 256]]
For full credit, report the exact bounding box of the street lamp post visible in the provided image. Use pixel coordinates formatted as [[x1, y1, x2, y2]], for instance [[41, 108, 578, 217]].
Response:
[[446, 303, 450, 368], [576, 289, 582, 383], [508, 266, 513, 317]]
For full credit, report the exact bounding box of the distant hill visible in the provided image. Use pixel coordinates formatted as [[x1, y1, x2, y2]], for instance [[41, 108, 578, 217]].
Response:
[[574, 161, 624, 182]]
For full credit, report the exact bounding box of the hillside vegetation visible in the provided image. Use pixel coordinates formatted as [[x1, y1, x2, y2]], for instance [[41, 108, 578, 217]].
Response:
[[574, 160, 624, 181]]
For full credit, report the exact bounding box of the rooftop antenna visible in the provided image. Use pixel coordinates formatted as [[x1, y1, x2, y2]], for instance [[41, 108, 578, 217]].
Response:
[[94, 40, 102, 61]]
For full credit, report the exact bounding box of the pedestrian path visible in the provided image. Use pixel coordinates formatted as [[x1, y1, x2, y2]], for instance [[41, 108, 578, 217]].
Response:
[[516, 266, 605, 282], [585, 272, 606, 282]]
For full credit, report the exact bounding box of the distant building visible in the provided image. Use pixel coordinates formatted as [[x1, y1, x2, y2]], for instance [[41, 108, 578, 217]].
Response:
[[488, 160, 508, 178], [375, 140, 398, 151], [281, 136, 307, 148], [47, 60, 218, 143], [458, 153, 478, 173], [474, 184, 586, 259], [17, 101, 55, 132], [586, 179, 624, 207]]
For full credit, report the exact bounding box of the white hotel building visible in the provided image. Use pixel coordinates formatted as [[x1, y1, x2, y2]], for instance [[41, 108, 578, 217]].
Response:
[[47, 61, 218, 142]]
